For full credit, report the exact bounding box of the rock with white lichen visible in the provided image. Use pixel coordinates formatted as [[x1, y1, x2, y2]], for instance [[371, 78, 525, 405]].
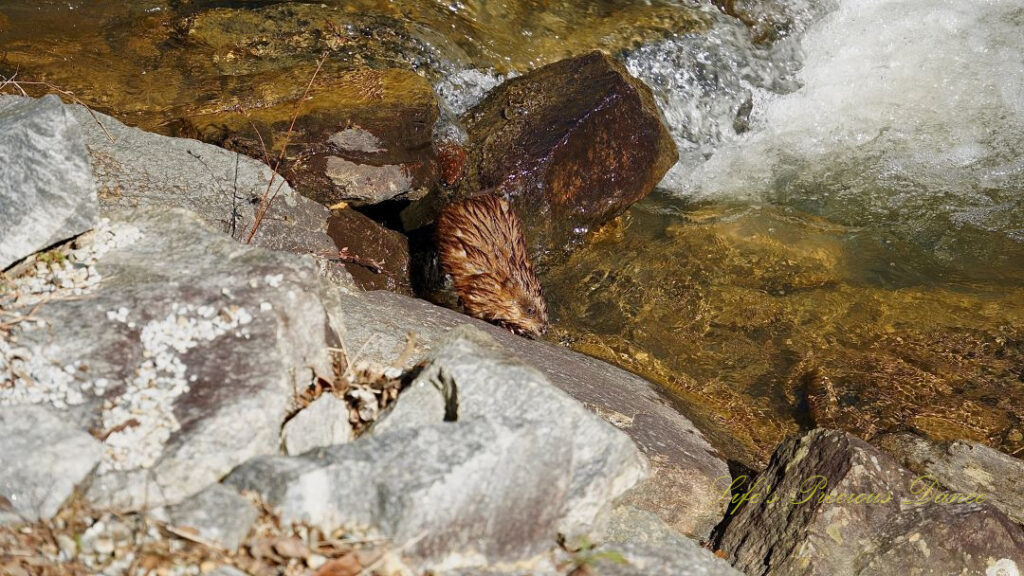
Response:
[[0, 405, 103, 525], [226, 326, 647, 571], [0, 209, 333, 513], [0, 95, 99, 270], [717, 429, 1024, 576]]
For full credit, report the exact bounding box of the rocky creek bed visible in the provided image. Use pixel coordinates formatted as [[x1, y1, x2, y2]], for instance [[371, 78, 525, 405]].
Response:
[[2, 83, 1023, 576], [2, 1, 1024, 574]]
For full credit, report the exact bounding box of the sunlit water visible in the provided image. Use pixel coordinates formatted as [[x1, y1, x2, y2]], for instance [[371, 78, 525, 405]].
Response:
[[2, 0, 1021, 467]]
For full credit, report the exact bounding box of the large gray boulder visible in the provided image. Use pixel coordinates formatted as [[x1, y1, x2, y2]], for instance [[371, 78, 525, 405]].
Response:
[[718, 429, 1024, 576], [63, 98, 338, 262], [879, 432, 1024, 527], [0, 95, 98, 269], [0, 209, 333, 512], [323, 289, 729, 539], [227, 327, 647, 571], [0, 405, 103, 525]]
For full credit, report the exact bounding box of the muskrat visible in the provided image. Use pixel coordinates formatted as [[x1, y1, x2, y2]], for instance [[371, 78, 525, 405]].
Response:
[[436, 194, 549, 338]]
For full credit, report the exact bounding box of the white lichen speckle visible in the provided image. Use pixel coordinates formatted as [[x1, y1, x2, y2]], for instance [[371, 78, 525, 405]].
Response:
[[3, 219, 141, 308], [99, 303, 254, 473], [988, 559, 1021, 576]]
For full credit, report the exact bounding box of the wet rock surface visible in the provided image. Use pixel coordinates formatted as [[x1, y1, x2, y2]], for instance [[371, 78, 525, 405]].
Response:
[[326, 207, 413, 293], [2, 209, 333, 513], [323, 288, 730, 539], [171, 69, 440, 208], [456, 51, 678, 258], [718, 429, 1024, 576], [0, 405, 103, 525], [228, 326, 646, 570], [0, 95, 98, 270]]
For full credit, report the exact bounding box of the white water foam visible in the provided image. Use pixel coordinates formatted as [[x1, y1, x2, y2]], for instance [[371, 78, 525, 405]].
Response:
[[671, 0, 1024, 242]]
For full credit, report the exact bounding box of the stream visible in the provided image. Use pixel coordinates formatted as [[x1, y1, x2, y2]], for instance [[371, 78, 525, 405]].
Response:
[[2, 0, 1021, 468]]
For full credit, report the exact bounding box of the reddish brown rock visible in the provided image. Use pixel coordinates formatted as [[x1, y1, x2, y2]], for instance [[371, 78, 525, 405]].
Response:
[[326, 207, 412, 294], [459, 51, 678, 259], [437, 140, 467, 187]]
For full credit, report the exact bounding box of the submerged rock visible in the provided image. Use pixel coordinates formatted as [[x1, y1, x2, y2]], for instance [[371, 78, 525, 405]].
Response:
[[0, 405, 103, 525], [227, 326, 646, 570], [0, 95, 98, 270], [543, 196, 1024, 469], [171, 69, 440, 208], [456, 51, 678, 259], [321, 288, 730, 539], [1, 210, 333, 512], [718, 429, 1024, 576]]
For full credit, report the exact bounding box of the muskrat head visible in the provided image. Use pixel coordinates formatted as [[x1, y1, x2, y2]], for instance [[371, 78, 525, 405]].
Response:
[[497, 287, 549, 339]]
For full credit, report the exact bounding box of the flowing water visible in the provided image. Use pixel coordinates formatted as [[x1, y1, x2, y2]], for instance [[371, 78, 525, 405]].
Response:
[[2, 0, 1022, 467]]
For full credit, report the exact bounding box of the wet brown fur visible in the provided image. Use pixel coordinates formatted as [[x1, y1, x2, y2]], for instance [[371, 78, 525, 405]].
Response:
[[437, 195, 549, 338]]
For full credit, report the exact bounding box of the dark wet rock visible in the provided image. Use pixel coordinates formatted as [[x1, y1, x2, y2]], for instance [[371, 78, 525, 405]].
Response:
[[878, 432, 1024, 527], [326, 207, 413, 293], [171, 70, 440, 207], [0, 405, 103, 525], [56, 98, 341, 268], [718, 429, 1024, 576], [1, 209, 333, 512], [281, 394, 353, 456], [322, 289, 729, 539], [228, 326, 645, 570], [161, 484, 258, 551], [454, 51, 678, 259], [0, 95, 98, 270]]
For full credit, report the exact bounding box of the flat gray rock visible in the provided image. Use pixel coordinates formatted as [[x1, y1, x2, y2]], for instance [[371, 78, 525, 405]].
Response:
[[227, 327, 646, 571], [282, 394, 353, 455], [162, 484, 258, 551], [590, 541, 742, 576], [1, 209, 333, 512], [593, 506, 742, 576], [0, 405, 103, 525], [0, 95, 98, 269], [879, 432, 1024, 527], [719, 429, 1024, 576], [64, 98, 338, 262], [324, 289, 729, 539]]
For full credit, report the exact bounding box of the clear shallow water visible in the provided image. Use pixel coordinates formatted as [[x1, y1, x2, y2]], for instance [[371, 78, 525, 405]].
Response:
[[2, 0, 1022, 466], [544, 0, 1024, 465]]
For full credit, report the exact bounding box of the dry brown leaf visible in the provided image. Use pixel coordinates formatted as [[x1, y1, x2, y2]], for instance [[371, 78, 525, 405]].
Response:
[[314, 553, 362, 576], [272, 535, 310, 560]]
